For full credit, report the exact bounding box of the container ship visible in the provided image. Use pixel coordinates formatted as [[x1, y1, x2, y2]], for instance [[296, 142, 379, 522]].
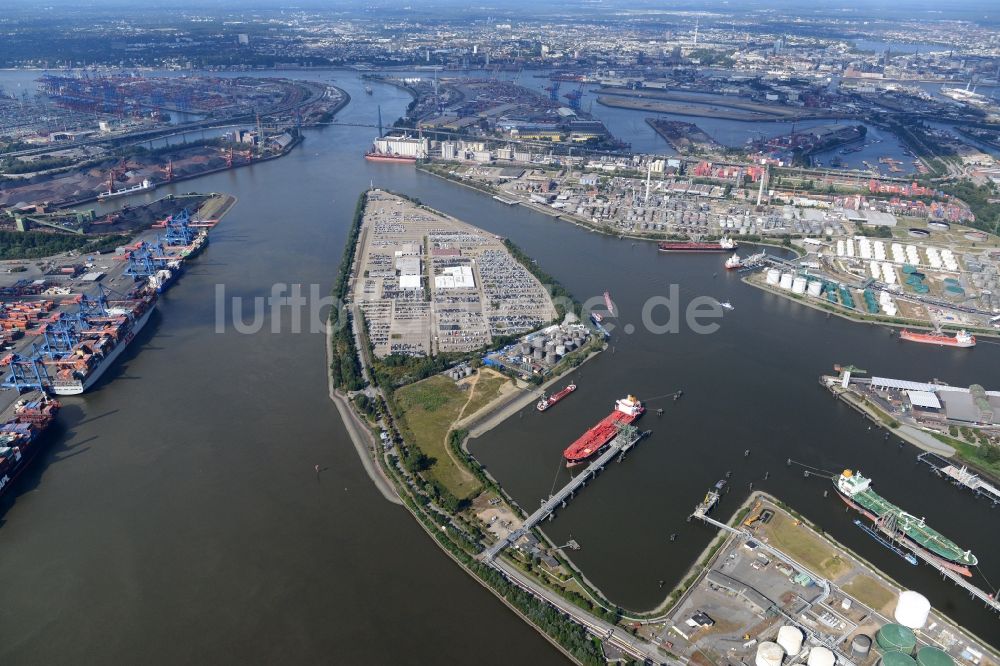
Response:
[[47, 289, 158, 396], [537, 384, 577, 412], [0, 394, 60, 497], [834, 470, 977, 576], [899, 329, 975, 348], [658, 237, 737, 253], [98, 179, 155, 201], [563, 394, 644, 466]]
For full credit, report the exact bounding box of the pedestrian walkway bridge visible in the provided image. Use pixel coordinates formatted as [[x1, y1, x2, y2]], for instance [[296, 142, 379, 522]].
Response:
[[483, 425, 649, 560]]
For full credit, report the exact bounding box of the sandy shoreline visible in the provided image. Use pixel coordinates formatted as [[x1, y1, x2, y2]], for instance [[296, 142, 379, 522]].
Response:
[[325, 325, 401, 505]]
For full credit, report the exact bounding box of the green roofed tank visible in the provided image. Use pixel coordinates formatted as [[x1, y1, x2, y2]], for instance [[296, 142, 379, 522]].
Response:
[[881, 652, 918, 666], [877, 624, 917, 654], [916, 647, 954, 666]]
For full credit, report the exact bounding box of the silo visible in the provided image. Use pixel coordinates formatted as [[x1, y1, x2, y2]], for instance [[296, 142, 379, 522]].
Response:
[[792, 276, 807, 294], [851, 635, 872, 659], [779, 273, 794, 290], [777, 626, 804, 656], [807, 646, 835, 666], [894, 591, 930, 629], [766, 268, 781, 285], [755, 641, 784, 666], [880, 652, 917, 666], [915, 647, 953, 666], [807, 281, 823, 297], [877, 624, 917, 655]]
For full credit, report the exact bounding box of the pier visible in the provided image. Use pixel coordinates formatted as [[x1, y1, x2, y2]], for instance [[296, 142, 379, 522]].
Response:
[[483, 424, 650, 560], [916, 452, 1000, 506]]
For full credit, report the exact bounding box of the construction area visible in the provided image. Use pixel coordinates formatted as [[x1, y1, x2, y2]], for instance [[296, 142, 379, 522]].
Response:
[[352, 190, 557, 358]]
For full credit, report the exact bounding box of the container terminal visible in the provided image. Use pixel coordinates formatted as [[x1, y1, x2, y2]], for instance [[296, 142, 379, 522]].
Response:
[[1, 196, 230, 407]]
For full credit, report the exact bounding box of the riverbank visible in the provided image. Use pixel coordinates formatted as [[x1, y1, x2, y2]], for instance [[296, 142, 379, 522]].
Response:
[[743, 272, 1000, 340]]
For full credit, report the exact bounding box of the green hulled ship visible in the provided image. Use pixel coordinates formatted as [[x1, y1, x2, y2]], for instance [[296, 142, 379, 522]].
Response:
[[835, 470, 977, 574]]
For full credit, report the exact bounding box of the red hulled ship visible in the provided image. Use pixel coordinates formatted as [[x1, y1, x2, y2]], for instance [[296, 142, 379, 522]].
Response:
[[562, 394, 644, 466]]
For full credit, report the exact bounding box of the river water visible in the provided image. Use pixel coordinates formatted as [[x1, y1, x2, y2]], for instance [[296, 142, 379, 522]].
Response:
[[0, 69, 997, 661], [0, 74, 567, 665]]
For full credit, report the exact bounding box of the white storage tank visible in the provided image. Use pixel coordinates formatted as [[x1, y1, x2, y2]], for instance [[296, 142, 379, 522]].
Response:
[[779, 273, 794, 290], [777, 626, 804, 656], [792, 276, 807, 294], [766, 268, 781, 285], [807, 281, 823, 297], [756, 641, 785, 666], [808, 646, 835, 666], [894, 590, 931, 629]]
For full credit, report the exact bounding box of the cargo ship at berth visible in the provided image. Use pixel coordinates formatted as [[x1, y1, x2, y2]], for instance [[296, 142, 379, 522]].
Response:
[[899, 329, 975, 348], [0, 395, 60, 497], [834, 470, 978, 576], [563, 395, 644, 466], [364, 149, 417, 164], [98, 179, 155, 201], [658, 237, 737, 253], [49, 289, 158, 396], [537, 384, 576, 412]]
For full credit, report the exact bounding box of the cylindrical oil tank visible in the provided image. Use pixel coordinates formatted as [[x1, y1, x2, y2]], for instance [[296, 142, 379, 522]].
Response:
[[852, 634, 872, 658], [779, 273, 794, 290], [777, 626, 804, 656], [791, 276, 807, 294], [880, 652, 917, 666], [555, 344, 567, 355], [520, 343, 532, 355], [532, 349, 544, 361], [766, 268, 781, 285], [755, 641, 784, 666], [545, 352, 557, 364], [531, 337, 545, 349], [915, 647, 954, 666], [807, 280, 823, 297], [894, 591, 931, 629], [807, 646, 835, 666], [877, 624, 917, 654]]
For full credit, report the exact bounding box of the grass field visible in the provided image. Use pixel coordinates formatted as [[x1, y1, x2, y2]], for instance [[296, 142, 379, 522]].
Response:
[[842, 574, 895, 612], [395, 372, 507, 500], [762, 511, 851, 580], [457, 370, 511, 421]]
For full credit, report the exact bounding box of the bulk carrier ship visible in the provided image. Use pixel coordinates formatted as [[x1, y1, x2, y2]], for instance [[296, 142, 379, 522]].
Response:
[[0, 394, 60, 497], [563, 394, 644, 466], [658, 237, 737, 253], [834, 470, 978, 576], [899, 329, 975, 348]]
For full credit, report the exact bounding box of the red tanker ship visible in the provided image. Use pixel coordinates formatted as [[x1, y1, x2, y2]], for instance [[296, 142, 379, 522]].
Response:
[[562, 394, 644, 466], [537, 384, 577, 412]]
